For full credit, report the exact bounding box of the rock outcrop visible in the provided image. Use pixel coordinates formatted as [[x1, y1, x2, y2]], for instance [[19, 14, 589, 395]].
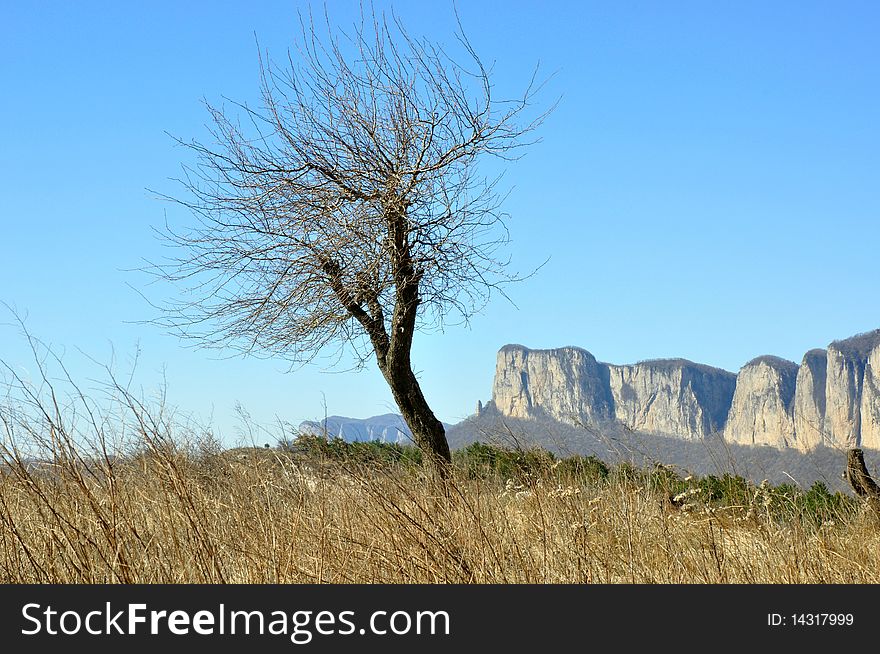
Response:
[[824, 331, 880, 449], [607, 360, 735, 440], [860, 344, 880, 449], [490, 329, 880, 451], [723, 356, 798, 447], [492, 346, 734, 440], [492, 346, 613, 424], [793, 349, 828, 450]]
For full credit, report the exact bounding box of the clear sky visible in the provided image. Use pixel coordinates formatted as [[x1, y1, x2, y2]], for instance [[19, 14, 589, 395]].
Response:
[[2, 1, 878, 446]]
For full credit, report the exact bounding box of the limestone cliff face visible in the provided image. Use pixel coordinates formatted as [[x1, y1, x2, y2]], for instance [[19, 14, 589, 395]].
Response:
[[492, 346, 733, 439], [824, 331, 880, 449], [489, 329, 880, 451], [607, 360, 735, 439], [860, 344, 880, 449], [492, 345, 612, 424], [724, 356, 798, 448], [825, 346, 863, 448], [793, 349, 828, 450]]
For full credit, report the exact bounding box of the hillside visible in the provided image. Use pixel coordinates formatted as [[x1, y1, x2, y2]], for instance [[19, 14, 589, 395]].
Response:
[[448, 409, 879, 494]]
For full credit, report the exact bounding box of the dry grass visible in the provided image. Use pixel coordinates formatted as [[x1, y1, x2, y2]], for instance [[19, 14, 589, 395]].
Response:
[[1, 438, 879, 584], [1, 343, 878, 585]]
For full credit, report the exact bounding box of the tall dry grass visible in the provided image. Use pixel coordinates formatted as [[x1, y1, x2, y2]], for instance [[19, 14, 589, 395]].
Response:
[[1, 342, 878, 584], [2, 436, 879, 583]]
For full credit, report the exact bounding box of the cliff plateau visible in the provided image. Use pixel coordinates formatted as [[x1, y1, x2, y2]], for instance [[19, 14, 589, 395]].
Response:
[[490, 329, 880, 451]]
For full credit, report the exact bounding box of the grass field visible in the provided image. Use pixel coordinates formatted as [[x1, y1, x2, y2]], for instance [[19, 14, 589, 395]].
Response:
[[1, 348, 877, 585], [2, 422, 878, 584]]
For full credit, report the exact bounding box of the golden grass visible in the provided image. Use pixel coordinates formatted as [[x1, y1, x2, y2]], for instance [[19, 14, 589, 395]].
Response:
[[1, 442, 878, 584], [0, 342, 876, 584]]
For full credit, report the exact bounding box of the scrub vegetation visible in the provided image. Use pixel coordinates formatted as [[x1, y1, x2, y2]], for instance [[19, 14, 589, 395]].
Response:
[[1, 377, 877, 584]]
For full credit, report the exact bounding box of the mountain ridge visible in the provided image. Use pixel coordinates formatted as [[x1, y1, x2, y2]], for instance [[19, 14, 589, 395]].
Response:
[[491, 327, 880, 451], [298, 413, 453, 444]]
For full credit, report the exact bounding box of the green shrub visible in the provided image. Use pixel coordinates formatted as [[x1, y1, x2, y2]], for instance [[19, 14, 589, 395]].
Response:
[[453, 442, 555, 480], [285, 433, 423, 468], [289, 436, 858, 527], [645, 463, 684, 496], [609, 461, 644, 486], [555, 454, 610, 484], [783, 481, 855, 525]]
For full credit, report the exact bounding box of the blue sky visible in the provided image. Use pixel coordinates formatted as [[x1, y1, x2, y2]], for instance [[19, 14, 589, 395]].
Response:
[[2, 1, 878, 446]]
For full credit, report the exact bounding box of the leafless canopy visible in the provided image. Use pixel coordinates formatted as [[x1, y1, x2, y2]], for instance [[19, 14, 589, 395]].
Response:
[[153, 9, 547, 368]]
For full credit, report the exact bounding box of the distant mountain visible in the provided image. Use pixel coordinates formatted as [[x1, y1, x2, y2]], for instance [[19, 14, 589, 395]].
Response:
[[490, 328, 880, 451], [298, 413, 453, 445]]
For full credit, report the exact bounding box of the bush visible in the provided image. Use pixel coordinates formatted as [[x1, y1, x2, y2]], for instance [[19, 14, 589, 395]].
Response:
[[787, 481, 854, 525], [290, 436, 859, 527], [609, 461, 643, 486], [285, 433, 423, 468], [453, 442, 555, 481], [555, 454, 609, 484], [703, 473, 752, 506]]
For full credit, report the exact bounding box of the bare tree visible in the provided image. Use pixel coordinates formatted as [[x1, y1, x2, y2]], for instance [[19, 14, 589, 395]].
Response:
[[151, 8, 549, 474]]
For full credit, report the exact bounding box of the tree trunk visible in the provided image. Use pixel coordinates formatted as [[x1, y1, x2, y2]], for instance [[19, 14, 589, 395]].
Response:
[[380, 362, 451, 477], [845, 448, 880, 510]]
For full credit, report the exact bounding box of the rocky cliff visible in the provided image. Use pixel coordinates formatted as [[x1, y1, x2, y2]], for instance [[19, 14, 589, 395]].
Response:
[[490, 329, 880, 451], [861, 343, 880, 449], [723, 356, 798, 448], [492, 346, 613, 424], [825, 331, 880, 449], [606, 359, 734, 439], [793, 349, 828, 450], [493, 345, 735, 441]]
